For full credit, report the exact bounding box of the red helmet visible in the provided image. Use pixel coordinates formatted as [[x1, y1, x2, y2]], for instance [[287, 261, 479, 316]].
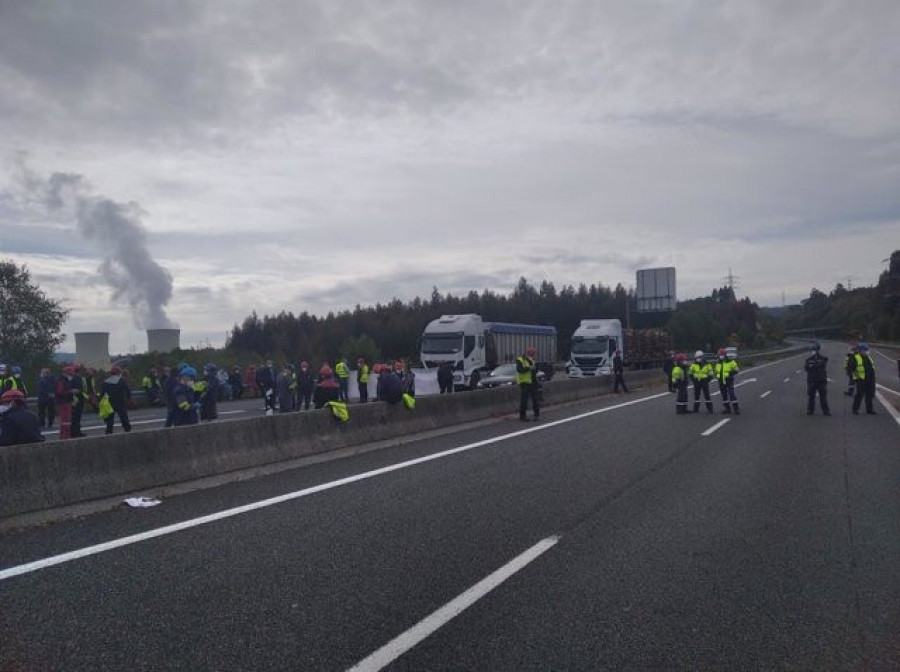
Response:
[[110, 365, 122, 375], [319, 364, 333, 377], [675, 352, 687, 363], [717, 348, 727, 357], [63, 365, 77, 375], [1, 389, 26, 404]]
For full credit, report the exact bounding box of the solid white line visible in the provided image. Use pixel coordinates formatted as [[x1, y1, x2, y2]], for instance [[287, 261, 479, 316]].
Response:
[[0, 392, 670, 582], [347, 535, 560, 672], [702, 419, 730, 436], [875, 389, 900, 427], [760, 391, 772, 398], [42, 410, 247, 436], [783, 378, 790, 383]]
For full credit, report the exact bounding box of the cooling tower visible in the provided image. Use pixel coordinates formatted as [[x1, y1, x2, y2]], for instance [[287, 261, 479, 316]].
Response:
[[74, 332, 111, 371], [147, 328, 180, 353]]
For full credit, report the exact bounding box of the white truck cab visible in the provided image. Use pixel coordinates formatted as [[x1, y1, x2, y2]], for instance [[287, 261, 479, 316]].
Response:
[[568, 319, 623, 377]]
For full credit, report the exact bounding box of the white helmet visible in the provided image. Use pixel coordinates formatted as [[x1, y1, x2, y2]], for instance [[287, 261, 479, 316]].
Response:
[[694, 350, 704, 359]]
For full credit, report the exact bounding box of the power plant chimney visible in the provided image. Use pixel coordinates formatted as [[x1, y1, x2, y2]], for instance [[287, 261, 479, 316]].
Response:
[[146, 328, 180, 353], [74, 332, 111, 371]]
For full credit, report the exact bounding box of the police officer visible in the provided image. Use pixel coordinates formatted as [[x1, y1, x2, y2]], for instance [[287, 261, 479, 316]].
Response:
[[516, 346, 540, 422], [689, 350, 714, 414], [851, 343, 877, 415], [671, 353, 689, 414], [714, 347, 740, 415], [804, 341, 830, 416]]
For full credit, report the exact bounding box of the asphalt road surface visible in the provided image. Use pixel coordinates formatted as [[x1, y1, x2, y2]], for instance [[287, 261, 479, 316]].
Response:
[[2, 345, 899, 670]]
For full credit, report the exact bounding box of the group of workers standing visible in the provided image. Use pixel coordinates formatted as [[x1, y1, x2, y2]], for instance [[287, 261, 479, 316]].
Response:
[[667, 348, 741, 415]]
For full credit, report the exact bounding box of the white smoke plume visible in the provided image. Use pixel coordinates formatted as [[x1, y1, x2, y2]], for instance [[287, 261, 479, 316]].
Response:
[[14, 159, 177, 329]]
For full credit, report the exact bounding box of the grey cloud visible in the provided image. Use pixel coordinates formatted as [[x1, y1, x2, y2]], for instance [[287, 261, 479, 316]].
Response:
[[8, 161, 177, 329]]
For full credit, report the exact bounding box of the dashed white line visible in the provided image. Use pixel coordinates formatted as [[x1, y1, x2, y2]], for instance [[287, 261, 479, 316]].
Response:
[[702, 419, 731, 436], [783, 377, 791, 383], [760, 391, 772, 398], [347, 535, 560, 672]]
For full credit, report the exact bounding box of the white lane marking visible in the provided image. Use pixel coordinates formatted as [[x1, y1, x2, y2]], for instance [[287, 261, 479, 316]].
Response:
[[0, 392, 670, 582], [702, 419, 730, 436], [875, 389, 900, 428], [783, 378, 791, 383], [795, 370, 801, 374], [347, 535, 560, 672], [760, 391, 772, 398], [41, 410, 247, 436]]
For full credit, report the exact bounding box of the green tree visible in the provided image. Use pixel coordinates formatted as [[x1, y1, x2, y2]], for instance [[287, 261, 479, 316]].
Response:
[[0, 260, 69, 370], [338, 333, 381, 367]]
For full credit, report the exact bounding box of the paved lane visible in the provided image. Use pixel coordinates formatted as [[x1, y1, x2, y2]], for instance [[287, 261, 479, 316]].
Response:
[[2, 347, 898, 669]]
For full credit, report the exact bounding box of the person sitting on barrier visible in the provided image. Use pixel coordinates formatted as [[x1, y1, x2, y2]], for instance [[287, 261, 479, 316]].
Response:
[[172, 366, 200, 426], [313, 364, 341, 409], [0, 389, 44, 445], [376, 364, 404, 405]]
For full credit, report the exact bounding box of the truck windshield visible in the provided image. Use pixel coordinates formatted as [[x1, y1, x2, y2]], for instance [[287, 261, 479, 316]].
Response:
[[571, 337, 609, 355], [421, 333, 463, 354]]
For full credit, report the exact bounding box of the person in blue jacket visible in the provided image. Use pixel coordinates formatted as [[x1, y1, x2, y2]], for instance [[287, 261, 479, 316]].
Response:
[[171, 366, 200, 426]]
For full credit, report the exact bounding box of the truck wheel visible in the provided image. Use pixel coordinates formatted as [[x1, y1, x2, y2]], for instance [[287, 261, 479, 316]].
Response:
[[469, 371, 480, 390]]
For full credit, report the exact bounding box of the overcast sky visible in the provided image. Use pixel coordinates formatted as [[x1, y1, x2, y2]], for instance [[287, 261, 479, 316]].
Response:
[[2, 0, 898, 354]]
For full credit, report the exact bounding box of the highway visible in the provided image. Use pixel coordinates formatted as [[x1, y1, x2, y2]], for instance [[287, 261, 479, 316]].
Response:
[[2, 344, 899, 670]]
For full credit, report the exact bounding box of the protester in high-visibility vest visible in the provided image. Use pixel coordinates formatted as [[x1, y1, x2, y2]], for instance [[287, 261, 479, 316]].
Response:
[[356, 358, 370, 403], [671, 353, 689, 415], [335, 359, 350, 402], [516, 346, 540, 422]]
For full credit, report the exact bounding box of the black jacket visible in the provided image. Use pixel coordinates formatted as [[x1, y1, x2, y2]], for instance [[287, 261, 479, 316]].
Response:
[[804, 353, 828, 384], [101, 375, 131, 409], [0, 406, 44, 445]]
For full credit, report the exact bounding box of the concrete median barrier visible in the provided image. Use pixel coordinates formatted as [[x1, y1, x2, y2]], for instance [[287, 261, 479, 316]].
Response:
[[0, 371, 665, 520]]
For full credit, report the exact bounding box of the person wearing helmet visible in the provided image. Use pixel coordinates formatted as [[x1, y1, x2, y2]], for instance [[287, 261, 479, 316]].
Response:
[[689, 350, 714, 414], [516, 346, 541, 422], [671, 353, 690, 414], [0, 389, 44, 446], [714, 347, 740, 414], [4, 365, 28, 396], [851, 343, 877, 415], [357, 358, 370, 403], [804, 341, 830, 416], [171, 366, 200, 426], [314, 364, 340, 409], [376, 362, 404, 405], [100, 365, 132, 434]]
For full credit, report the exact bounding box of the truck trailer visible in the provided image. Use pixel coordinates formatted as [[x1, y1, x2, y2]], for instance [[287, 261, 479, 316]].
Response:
[[419, 314, 557, 390]]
